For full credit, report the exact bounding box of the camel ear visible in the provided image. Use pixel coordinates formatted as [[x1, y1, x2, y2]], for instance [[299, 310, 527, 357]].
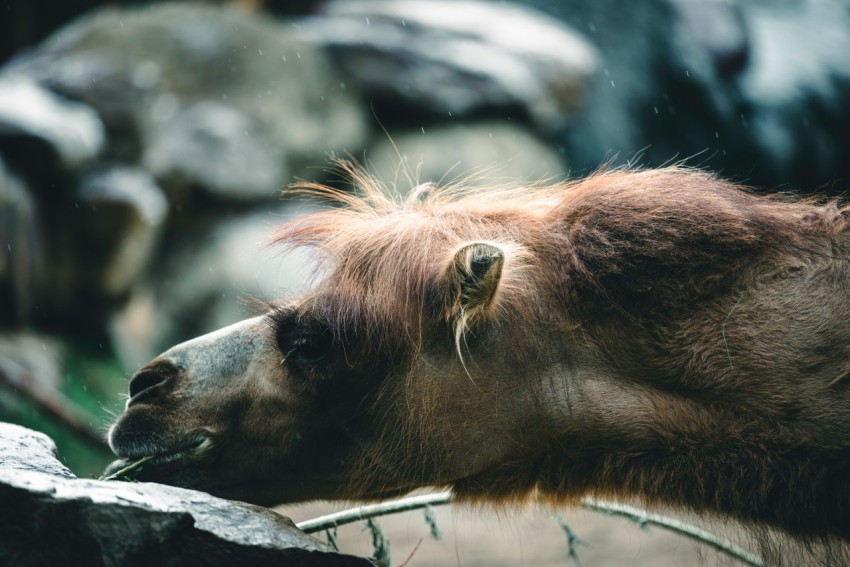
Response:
[[448, 242, 505, 319]]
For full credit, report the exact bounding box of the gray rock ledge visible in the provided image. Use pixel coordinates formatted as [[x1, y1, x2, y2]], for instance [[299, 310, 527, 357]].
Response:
[[0, 422, 373, 566]]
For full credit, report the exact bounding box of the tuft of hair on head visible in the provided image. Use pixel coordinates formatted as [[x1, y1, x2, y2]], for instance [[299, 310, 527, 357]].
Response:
[[275, 158, 552, 360]]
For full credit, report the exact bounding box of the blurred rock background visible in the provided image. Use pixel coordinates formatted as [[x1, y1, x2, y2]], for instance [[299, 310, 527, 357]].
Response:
[[0, 0, 848, 564]]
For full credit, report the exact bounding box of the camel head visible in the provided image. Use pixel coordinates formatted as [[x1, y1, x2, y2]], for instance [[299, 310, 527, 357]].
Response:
[[106, 177, 570, 505], [107, 167, 850, 550]]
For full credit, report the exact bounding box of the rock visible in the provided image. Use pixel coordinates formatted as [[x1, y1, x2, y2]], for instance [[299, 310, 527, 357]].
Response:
[[0, 77, 105, 171], [0, 422, 373, 566], [144, 101, 284, 202], [0, 156, 45, 325], [110, 203, 318, 367], [515, 0, 850, 191], [6, 2, 368, 197], [0, 423, 74, 479], [0, 334, 64, 392], [670, 0, 749, 78], [366, 121, 566, 191], [733, 0, 850, 191], [513, 0, 729, 174], [39, 166, 167, 328], [71, 166, 168, 297], [300, 0, 599, 131]]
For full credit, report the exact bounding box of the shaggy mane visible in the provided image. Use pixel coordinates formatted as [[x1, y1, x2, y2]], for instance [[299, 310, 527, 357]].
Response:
[[275, 162, 848, 370], [274, 162, 565, 355], [275, 163, 850, 357]]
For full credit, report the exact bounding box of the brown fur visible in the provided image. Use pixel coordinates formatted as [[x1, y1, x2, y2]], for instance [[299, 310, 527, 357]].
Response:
[[109, 164, 850, 564], [279, 166, 850, 541]]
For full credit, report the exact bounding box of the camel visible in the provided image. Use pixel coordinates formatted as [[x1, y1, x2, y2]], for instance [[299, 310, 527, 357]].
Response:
[[106, 165, 850, 561]]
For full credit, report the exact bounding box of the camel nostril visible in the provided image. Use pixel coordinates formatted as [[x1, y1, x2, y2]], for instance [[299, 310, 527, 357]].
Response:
[[128, 363, 178, 401]]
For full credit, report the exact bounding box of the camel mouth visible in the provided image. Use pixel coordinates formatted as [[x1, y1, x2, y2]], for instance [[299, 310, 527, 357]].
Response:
[[101, 436, 212, 481]]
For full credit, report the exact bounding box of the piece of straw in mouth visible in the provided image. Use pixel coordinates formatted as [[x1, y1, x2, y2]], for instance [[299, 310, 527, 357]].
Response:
[[99, 455, 156, 481]]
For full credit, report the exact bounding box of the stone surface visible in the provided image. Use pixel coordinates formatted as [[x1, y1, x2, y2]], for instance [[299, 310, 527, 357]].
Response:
[[110, 203, 318, 367], [733, 0, 850, 191], [366, 121, 566, 191], [516, 0, 734, 175], [0, 77, 105, 170], [301, 0, 599, 130], [33, 165, 168, 328], [0, 156, 44, 325], [70, 166, 168, 297], [6, 2, 367, 195], [0, 422, 74, 479], [144, 101, 284, 202], [0, 334, 64, 392], [0, 422, 373, 566], [517, 0, 850, 191]]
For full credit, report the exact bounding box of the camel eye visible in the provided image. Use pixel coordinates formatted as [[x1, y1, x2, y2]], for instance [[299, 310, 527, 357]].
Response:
[[287, 333, 329, 363], [274, 316, 333, 367]]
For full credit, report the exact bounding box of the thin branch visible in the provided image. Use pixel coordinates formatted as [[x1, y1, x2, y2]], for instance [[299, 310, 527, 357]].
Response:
[[296, 491, 453, 533], [424, 505, 442, 540], [556, 513, 589, 567], [366, 518, 391, 565], [581, 498, 767, 567], [297, 492, 768, 567], [0, 362, 107, 448]]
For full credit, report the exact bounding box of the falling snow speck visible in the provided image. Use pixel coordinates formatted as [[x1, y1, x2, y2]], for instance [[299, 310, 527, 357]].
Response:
[[258, 49, 263, 56], [611, 80, 615, 88], [366, 17, 370, 25], [421, 127, 426, 134], [653, 106, 659, 115]]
